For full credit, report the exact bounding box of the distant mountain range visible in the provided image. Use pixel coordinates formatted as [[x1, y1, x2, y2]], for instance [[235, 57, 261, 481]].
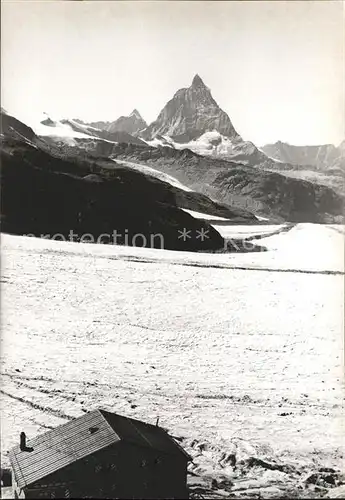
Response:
[[1, 73, 344, 226], [40, 115, 146, 147], [261, 140, 345, 173], [32, 74, 345, 180], [49, 74, 343, 196]]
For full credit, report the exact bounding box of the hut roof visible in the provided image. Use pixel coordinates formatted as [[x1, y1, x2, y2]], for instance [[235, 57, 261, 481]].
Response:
[[9, 409, 191, 489]]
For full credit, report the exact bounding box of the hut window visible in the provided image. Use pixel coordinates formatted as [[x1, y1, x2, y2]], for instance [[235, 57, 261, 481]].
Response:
[[140, 459, 148, 467], [64, 489, 70, 498], [154, 457, 162, 465], [95, 464, 102, 473]]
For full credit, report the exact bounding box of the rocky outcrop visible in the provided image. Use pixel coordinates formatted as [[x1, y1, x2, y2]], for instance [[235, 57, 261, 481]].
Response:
[[213, 166, 344, 223], [140, 74, 239, 142], [1, 110, 38, 144]]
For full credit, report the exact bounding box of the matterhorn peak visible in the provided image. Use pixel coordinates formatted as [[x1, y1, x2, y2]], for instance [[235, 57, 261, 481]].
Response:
[[191, 74, 207, 89], [140, 74, 239, 142]]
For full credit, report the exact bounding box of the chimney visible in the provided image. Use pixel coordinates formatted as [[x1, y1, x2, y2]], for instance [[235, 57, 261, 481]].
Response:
[[20, 432, 26, 451], [19, 432, 33, 452]]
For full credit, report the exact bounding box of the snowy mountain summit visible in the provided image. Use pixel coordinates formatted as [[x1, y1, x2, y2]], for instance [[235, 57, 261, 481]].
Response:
[[140, 74, 240, 143]]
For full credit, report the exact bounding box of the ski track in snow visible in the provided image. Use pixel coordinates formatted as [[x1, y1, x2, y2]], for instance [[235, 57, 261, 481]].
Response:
[[1, 226, 344, 497]]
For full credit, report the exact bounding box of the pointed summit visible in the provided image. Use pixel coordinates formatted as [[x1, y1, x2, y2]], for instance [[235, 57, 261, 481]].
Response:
[[140, 75, 239, 142], [191, 74, 206, 88], [130, 109, 142, 119], [99, 109, 147, 136]]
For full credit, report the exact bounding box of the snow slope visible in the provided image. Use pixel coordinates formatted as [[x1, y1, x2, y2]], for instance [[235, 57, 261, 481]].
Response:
[[145, 130, 237, 158], [177, 130, 236, 157], [182, 209, 230, 221], [1, 225, 344, 497], [144, 135, 176, 148], [19, 114, 104, 146], [144, 130, 261, 162], [34, 120, 95, 140], [114, 159, 193, 192], [214, 223, 344, 274]]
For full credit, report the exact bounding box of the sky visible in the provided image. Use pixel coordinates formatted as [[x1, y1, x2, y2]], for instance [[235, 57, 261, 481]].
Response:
[[1, 0, 344, 146]]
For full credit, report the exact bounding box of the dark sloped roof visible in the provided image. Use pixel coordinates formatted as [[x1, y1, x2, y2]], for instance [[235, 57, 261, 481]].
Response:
[[99, 410, 191, 461], [9, 410, 190, 489]]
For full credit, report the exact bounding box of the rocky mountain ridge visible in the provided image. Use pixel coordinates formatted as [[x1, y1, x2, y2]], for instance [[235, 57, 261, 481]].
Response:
[[262, 140, 345, 172], [79, 109, 147, 136], [107, 143, 344, 224]]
